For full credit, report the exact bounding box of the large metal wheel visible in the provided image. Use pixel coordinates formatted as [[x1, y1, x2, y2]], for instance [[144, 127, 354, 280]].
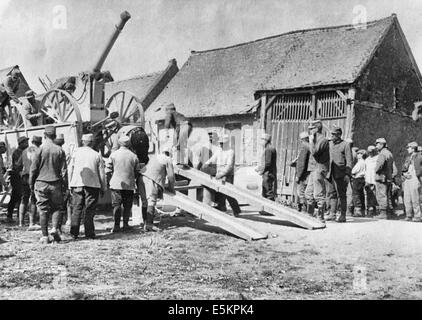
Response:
[[105, 91, 145, 127], [40, 89, 83, 141]]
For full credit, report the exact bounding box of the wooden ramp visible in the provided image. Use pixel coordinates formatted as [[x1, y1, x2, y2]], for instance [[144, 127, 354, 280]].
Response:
[[174, 167, 326, 230], [163, 191, 268, 241]]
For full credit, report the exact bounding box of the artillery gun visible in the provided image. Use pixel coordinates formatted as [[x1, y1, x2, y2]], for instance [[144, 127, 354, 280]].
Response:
[[3, 10, 146, 158]]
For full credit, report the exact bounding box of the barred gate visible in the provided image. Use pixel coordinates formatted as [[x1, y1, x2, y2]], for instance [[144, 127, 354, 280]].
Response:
[[268, 90, 349, 201]]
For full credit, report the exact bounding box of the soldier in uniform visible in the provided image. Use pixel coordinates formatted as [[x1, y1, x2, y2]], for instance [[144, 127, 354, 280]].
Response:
[[374, 138, 395, 219], [106, 136, 139, 233], [326, 127, 353, 222], [69, 134, 106, 239], [203, 134, 241, 216], [6, 136, 29, 223], [20, 136, 42, 230], [29, 126, 67, 244], [20, 90, 43, 127], [255, 133, 277, 201], [163, 103, 192, 165], [305, 120, 330, 222], [402, 141, 422, 222], [0, 142, 7, 192], [292, 132, 311, 212], [141, 145, 175, 232], [0, 67, 22, 125]]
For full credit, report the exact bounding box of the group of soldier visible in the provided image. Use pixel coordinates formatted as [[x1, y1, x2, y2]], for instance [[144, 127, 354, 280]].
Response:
[[292, 119, 422, 223]]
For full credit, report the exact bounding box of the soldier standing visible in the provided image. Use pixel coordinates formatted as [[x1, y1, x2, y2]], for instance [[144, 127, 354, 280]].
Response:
[[19, 136, 42, 230], [326, 127, 353, 222], [69, 134, 106, 239], [163, 103, 192, 165], [29, 126, 67, 244], [106, 136, 139, 233], [402, 141, 422, 222], [204, 134, 241, 216], [292, 132, 311, 212], [305, 120, 330, 222], [142, 146, 175, 232], [374, 138, 394, 219], [6, 136, 29, 223], [351, 149, 368, 217], [255, 133, 277, 201]]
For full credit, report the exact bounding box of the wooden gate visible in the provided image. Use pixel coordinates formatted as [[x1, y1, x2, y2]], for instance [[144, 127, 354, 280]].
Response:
[[267, 90, 349, 201]]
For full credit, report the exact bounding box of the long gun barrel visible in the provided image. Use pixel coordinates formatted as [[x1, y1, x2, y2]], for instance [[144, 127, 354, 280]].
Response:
[[92, 11, 131, 73]]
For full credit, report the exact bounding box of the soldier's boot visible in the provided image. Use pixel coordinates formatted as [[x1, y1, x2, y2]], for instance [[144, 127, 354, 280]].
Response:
[[297, 203, 303, 213], [366, 207, 375, 218], [141, 206, 148, 227], [317, 205, 325, 223], [112, 207, 121, 233], [335, 211, 347, 223], [325, 199, 337, 221], [354, 207, 365, 217], [27, 207, 41, 231], [122, 214, 132, 232], [306, 203, 315, 217], [50, 211, 62, 242], [377, 209, 388, 220], [347, 205, 355, 217], [144, 206, 155, 232], [18, 204, 26, 228]]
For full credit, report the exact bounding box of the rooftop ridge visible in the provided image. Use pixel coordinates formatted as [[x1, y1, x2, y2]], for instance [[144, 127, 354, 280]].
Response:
[[191, 15, 395, 55]]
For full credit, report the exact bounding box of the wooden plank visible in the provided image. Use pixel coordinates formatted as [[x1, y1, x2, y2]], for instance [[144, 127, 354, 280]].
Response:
[[175, 167, 326, 230], [174, 185, 203, 191], [164, 191, 267, 241]]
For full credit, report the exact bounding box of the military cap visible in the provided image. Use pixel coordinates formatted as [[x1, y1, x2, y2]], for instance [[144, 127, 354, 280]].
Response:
[[32, 136, 42, 144], [352, 147, 359, 152], [25, 90, 35, 98], [261, 133, 272, 142], [407, 141, 418, 149], [367, 145, 376, 152], [330, 126, 342, 136], [56, 133, 65, 141], [18, 136, 29, 144], [299, 131, 309, 140], [375, 138, 387, 145], [165, 103, 176, 111], [218, 134, 230, 144], [357, 149, 368, 156], [118, 135, 131, 147], [308, 120, 322, 130], [82, 134, 94, 142], [44, 126, 56, 135]]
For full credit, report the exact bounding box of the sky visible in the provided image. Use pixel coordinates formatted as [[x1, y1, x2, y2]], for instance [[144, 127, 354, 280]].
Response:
[[1, 0, 422, 93]]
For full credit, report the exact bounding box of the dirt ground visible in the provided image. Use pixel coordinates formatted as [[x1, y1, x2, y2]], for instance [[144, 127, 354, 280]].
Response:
[[1, 203, 422, 300]]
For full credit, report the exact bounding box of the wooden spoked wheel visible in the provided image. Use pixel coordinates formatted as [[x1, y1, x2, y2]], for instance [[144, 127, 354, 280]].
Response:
[[40, 89, 83, 140], [105, 91, 145, 127], [4, 102, 27, 130]]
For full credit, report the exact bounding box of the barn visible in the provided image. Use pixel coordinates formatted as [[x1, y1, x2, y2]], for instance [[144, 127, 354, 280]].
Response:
[[146, 14, 422, 199]]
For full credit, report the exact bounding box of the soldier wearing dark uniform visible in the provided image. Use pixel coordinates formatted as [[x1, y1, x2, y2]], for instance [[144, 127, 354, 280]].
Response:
[[0, 68, 22, 125], [29, 126, 67, 244], [326, 127, 353, 223], [305, 120, 330, 222], [292, 132, 311, 212], [374, 137, 394, 219], [164, 103, 192, 165], [6, 136, 29, 223], [20, 90, 42, 127], [256, 133, 277, 201]]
